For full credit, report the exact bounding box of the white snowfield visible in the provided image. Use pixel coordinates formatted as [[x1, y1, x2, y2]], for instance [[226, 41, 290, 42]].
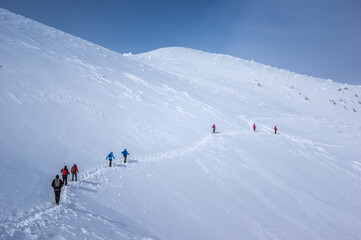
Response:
[[0, 8, 360, 240]]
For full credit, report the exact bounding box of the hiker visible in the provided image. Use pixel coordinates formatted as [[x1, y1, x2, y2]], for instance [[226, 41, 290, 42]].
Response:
[[71, 164, 79, 181], [60, 166, 70, 186], [106, 152, 115, 167], [51, 175, 64, 205], [253, 123, 256, 132], [121, 149, 129, 163], [212, 124, 216, 134], [274, 125, 278, 134]]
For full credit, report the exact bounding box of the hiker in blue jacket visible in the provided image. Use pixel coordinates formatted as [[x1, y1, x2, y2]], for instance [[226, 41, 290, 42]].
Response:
[[121, 149, 129, 163], [106, 152, 115, 167]]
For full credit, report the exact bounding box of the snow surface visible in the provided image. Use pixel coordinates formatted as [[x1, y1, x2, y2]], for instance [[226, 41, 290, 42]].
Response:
[[1, 8, 361, 240]]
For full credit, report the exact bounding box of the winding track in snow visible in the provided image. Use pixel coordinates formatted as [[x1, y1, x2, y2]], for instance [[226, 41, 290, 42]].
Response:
[[0, 124, 346, 239], [2, 129, 242, 238], [0, 132, 217, 239]]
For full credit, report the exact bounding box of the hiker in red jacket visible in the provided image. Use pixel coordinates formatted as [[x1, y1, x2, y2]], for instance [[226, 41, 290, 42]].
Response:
[[212, 124, 216, 133], [71, 164, 79, 182], [60, 166, 70, 186], [253, 123, 256, 132], [274, 125, 278, 134]]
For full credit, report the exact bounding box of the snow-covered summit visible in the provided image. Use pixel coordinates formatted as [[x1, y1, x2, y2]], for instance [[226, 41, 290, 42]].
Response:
[[133, 46, 360, 118], [0, 8, 361, 240]]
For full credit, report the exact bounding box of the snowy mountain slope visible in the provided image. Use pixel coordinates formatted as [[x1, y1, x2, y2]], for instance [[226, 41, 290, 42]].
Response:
[[132, 47, 361, 118], [0, 8, 209, 210], [1, 8, 361, 240]]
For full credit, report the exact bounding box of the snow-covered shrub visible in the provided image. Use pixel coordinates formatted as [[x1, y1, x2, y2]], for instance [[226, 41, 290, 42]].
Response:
[[329, 99, 336, 105]]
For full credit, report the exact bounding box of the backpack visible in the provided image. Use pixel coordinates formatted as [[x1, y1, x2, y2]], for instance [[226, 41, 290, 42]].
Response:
[[54, 179, 61, 188], [71, 166, 76, 173]]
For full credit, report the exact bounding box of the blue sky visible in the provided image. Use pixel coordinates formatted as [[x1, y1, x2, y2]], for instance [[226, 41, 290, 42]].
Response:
[[1, 0, 360, 85]]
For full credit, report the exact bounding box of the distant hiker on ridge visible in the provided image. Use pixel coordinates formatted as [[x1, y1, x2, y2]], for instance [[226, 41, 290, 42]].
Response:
[[253, 123, 256, 132], [51, 175, 63, 205], [60, 165, 70, 186], [212, 124, 216, 134], [274, 125, 278, 134], [106, 152, 115, 167], [71, 164, 79, 182], [121, 149, 129, 163]]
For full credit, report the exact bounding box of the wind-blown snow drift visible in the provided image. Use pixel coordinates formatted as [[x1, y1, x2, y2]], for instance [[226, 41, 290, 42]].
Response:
[[0, 8, 361, 240]]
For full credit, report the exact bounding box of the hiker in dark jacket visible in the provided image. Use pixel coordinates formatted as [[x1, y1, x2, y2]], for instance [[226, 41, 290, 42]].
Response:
[[60, 166, 70, 185], [51, 175, 64, 205]]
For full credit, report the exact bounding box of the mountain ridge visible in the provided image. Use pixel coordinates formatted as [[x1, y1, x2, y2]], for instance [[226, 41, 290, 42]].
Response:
[[0, 8, 361, 240]]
